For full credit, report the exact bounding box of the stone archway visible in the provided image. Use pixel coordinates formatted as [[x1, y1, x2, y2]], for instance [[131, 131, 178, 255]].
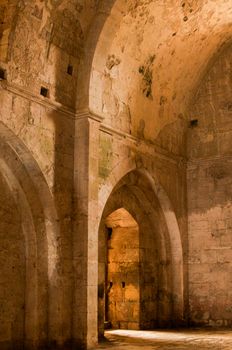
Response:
[[104, 208, 140, 330], [98, 169, 184, 338], [0, 122, 60, 349]]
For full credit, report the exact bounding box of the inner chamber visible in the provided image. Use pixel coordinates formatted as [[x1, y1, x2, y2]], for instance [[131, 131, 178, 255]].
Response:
[[105, 208, 140, 330]]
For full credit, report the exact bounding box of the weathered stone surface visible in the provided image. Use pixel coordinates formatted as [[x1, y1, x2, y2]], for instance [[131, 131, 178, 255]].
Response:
[[188, 43, 232, 327], [0, 0, 232, 349], [105, 209, 140, 330]]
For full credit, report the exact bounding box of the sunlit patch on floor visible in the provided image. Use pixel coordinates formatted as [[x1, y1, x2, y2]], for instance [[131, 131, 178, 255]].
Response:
[[96, 329, 232, 349]]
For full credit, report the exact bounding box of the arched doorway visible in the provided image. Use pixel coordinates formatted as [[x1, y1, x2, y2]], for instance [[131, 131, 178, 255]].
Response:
[[105, 208, 140, 330], [98, 170, 184, 338], [0, 122, 60, 348], [0, 139, 48, 349]]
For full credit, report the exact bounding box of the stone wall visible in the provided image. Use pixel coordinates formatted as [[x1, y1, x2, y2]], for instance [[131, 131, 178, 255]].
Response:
[[0, 1, 188, 348], [0, 171, 25, 349], [2, 0, 232, 348], [188, 43, 232, 327], [106, 209, 140, 330], [0, 1, 79, 346]]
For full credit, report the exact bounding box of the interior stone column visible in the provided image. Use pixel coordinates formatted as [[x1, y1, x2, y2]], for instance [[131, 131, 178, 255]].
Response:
[[73, 111, 102, 349]]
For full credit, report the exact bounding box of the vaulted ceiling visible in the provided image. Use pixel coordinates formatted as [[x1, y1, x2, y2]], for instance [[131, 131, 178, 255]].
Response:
[[88, 0, 232, 139], [1, 0, 232, 143]]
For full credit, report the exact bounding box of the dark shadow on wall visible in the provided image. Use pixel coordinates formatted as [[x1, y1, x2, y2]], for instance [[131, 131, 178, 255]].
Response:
[[0, 172, 25, 350], [45, 1, 119, 349], [40, 14, 87, 319], [47, 109, 74, 349], [45, 4, 83, 348]]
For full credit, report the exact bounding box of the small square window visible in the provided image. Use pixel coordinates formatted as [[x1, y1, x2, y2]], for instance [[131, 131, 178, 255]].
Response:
[[190, 119, 198, 127], [40, 87, 49, 97]]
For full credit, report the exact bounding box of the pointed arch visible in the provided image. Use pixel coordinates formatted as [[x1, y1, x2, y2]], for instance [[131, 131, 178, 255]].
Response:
[[98, 168, 184, 336], [0, 121, 61, 348]]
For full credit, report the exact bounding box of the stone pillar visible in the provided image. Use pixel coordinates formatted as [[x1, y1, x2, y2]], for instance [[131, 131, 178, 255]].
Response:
[[73, 111, 102, 349]]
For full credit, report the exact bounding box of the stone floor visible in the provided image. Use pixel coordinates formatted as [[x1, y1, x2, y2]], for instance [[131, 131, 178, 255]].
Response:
[[96, 329, 232, 349]]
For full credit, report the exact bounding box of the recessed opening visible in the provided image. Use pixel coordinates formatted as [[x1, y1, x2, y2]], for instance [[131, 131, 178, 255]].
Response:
[[0, 68, 6, 80], [67, 64, 73, 75], [104, 208, 139, 330], [40, 87, 49, 98], [107, 227, 113, 240], [190, 119, 198, 127]]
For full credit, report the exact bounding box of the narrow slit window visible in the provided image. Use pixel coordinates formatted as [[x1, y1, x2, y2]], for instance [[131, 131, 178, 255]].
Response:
[[107, 227, 113, 240], [0, 68, 6, 80], [67, 64, 73, 76]]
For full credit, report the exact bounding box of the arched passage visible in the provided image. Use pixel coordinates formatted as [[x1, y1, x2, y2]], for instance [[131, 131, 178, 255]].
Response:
[[98, 169, 184, 338], [105, 208, 140, 330], [0, 122, 61, 348]]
